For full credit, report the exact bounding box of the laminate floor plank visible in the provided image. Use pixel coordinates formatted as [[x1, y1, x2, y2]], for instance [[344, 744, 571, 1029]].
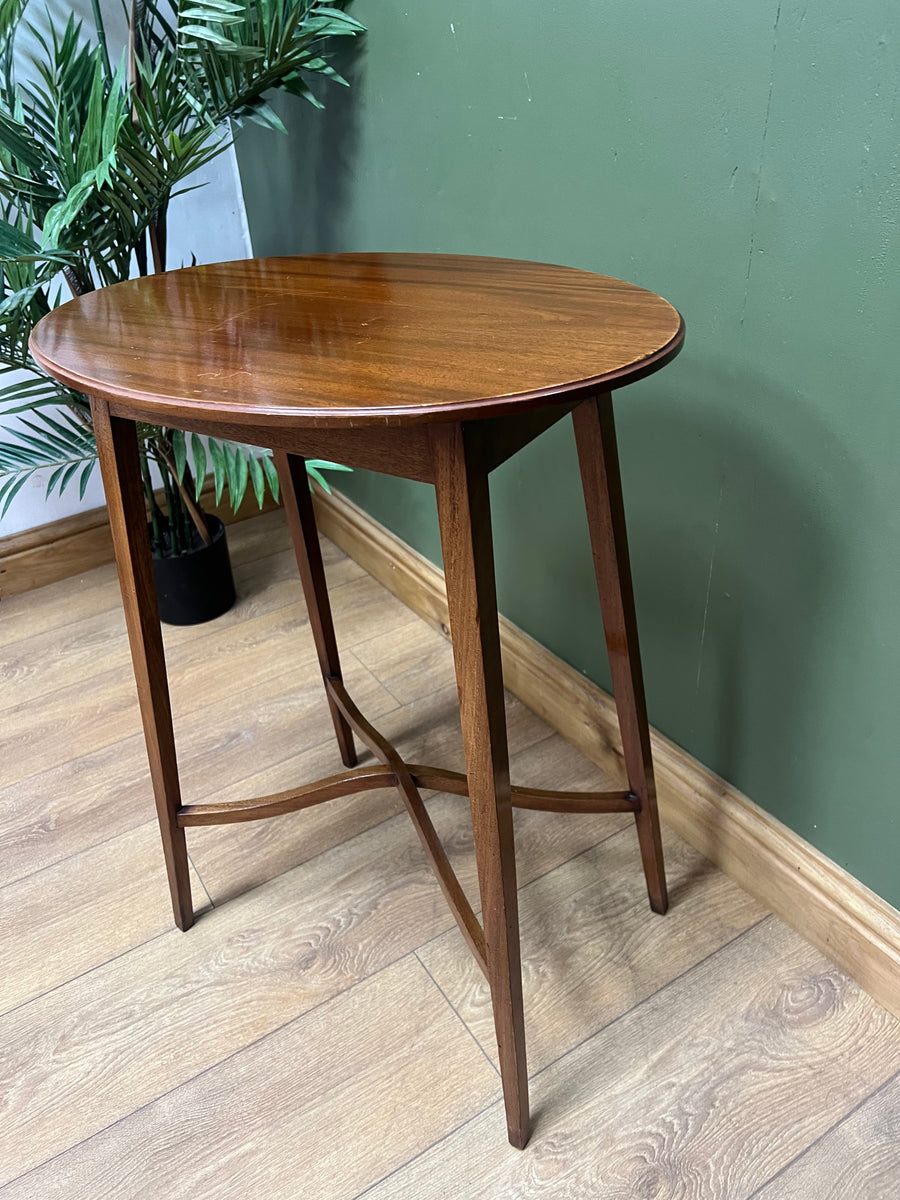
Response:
[[0, 791, 517, 1184], [4, 516, 898, 1197], [0, 508, 304, 648], [352, 618, 457, 704], [0, 596, 399, 788], [0, 821, 209, 1015], [0, 537, 361, 712], [364, 921, 900, 1200], [187, 681, 556, 902], [420, 821, 768, 1075], [0, 656, 397, 890], [0, 561, 121, 646], [0, 957, 500, 1200], [751, 1069, 900, 1200]]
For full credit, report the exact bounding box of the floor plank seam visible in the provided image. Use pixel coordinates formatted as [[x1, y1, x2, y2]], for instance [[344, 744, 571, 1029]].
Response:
[[350, 1093, 506, 1200], [512, 817, 648, 912], [187, 791, 462, 931], [12, 529, 878, 1195], [0, 542, 301, 659], [346, 615, 433, 655], [0, 815, 159, 894], [402, 819, 641, 966], [0, 550, 362, 721], [1, 697, 409, 890], [0, 717, 612, 901], [530, 914, 774, 1086], [0, 924, 172, 1021], [414, 949, 501, 1079], [743, 1061, 900, 1200], [0, 947, 430, 1193], [336, 644, 469, 719], [371, 677, 416, 711], [0, 512, 298, 639], [3, 661, 374, 795]]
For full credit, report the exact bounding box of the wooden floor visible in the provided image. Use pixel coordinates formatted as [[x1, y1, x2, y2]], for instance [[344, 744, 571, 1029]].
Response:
[[1, 509, 898, 1199]]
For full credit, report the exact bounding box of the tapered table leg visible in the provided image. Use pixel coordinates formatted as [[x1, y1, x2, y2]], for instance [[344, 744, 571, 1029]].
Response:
[[433, 422, 530, 1149], [91, 399, 194, 931], [275, 451, 357, 768], [572, 393, 668, 915]]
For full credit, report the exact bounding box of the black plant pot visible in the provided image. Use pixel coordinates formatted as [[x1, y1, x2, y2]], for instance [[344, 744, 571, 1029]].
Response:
[[151, 515, 236, 626]]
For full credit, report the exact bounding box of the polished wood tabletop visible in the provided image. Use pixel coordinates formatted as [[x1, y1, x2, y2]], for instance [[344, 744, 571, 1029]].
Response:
[[30, 254, 683, 429]]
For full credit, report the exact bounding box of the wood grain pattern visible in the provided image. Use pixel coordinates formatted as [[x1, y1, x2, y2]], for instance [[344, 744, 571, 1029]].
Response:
[[433, 421, 529, 1147], [753, 1070, 900, 1199], [0, 530, 362, 714], [29, 254, 681, 1150], [0, 506, 305, 647], [129, 412, 440, 483], [91, 402, 192, 931], [326, 675, 487, 972], [2, 510, 898, 1196], [573, 393, 667, 913], [0, 822, 209, 1015], [0, 585, 399, 789], [366, 922, 900, 1200], [0, 958, 501, 1200], [0, 643, 395, 892], [312, 485, 452, 634], [314, 485, 900, 1025], [418, 822, 766, 1074], [31, 254, 683, 430], [186, 689, 603, 907], [178, 764, 397, 825], [12, 229, 895, 1185], [410, 764, 635, 814], [351, 617, 457, 705], [276, 451, 357, 767], [0, 794, 505, 1185]]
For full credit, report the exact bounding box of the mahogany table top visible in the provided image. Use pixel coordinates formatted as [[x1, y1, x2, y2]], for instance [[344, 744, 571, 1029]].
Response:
[[31, 253, 683, 429]]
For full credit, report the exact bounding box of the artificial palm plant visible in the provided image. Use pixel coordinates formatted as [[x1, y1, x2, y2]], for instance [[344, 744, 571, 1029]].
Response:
[[0, 0, 359, 550]]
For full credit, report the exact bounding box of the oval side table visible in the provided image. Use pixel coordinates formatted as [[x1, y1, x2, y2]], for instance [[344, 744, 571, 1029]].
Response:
[[32, 253, 684, 1149]]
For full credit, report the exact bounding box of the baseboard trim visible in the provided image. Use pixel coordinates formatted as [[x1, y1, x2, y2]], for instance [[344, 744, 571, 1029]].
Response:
[[0, 484, 281, 600], [313, 486, 900, 1022]]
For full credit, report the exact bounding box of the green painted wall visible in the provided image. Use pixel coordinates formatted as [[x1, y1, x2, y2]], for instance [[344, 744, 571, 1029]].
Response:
[[235, 0, 900, 906]]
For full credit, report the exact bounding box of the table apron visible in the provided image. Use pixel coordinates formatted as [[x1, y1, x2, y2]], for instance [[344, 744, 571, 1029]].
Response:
[[106, 396, 585, 482]]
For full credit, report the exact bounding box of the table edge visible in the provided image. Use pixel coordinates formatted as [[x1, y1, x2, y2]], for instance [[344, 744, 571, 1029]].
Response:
[[30, 316, 685, 430]]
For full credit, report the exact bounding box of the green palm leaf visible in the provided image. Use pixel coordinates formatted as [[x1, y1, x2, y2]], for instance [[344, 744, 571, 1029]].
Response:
[[0, 0, 363, 540], [0, 407, 97, 517]]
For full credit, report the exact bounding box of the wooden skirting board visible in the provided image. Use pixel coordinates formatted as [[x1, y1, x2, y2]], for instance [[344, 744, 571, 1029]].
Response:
[[3, 484, 899, 1023], [312, 487, 900, 1024]]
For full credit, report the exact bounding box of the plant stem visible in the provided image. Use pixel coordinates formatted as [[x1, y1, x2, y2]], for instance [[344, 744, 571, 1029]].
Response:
[[160, 466, 181, 556], [148, 206, 166, 273], [135, 232, 148, 277], [182, 492, 192, 550], [66, 402, 94, 432], [90, 0, 113, 81], [62, 264, 94, 297], [155, 441, 212, 545], [128, 0, 144, 128]]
